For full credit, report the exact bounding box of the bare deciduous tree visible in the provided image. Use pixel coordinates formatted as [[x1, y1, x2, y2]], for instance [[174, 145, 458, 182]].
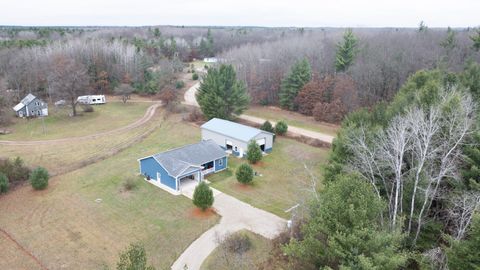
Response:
[[48, 56, 89, 116], [343, 88, 475, 244]]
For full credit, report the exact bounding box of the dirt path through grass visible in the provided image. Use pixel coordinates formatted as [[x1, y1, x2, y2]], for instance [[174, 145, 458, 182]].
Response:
[[0, 228, 48, 270], [0, 102, 162, 146]]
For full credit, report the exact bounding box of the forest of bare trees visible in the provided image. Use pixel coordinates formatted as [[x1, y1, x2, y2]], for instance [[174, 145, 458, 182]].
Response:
[[220, 28, 480, 122]]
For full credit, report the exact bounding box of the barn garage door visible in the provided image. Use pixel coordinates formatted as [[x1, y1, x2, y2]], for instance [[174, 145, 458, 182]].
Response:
[[256, 138, 266, 146]]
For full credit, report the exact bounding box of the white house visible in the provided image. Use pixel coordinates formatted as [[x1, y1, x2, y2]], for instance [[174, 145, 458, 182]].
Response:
[[201, 118, 274, 158]]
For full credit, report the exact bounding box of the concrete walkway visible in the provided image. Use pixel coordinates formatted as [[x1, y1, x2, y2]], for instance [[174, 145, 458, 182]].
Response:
[[183, 82, 334, 144], [171, 182, 286, 270]]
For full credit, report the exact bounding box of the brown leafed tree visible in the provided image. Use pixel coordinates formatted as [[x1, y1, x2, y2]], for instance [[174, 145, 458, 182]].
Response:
[[48, 56, 89, 116], [294, 75, 334, 115], [312, 99, 347, 123], [158, 87, 177, 107], [94, 70, 110, 94]]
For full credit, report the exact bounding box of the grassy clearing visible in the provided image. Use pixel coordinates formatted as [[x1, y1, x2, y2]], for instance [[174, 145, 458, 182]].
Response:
[[245, 106, 339, 136], [201, 230, 272, 270], [0, 233, 42, 270], [0, 111, 161, 176], [0, 114, 219, 270], [208, 138, 328, 218], [2, 102, 151, 140]]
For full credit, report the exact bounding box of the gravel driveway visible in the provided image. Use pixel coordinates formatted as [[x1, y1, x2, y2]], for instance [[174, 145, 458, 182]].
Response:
[[171, 182, 286, 270]]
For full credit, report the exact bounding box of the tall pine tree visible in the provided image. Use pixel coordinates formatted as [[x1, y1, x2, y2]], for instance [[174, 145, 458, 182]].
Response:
[[335, 29, 358, 72], [470, 28, 480, 51], [279, 59, 311, 110], [197, 64, 250, 120]]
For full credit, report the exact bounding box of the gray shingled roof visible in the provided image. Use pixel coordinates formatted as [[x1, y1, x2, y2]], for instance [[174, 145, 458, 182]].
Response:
[[151, 140, 226, 177]]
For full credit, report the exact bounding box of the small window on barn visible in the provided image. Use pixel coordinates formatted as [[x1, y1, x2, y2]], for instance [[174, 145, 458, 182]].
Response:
[[234, 146, 238, 152], [218, 158, 223, 166]]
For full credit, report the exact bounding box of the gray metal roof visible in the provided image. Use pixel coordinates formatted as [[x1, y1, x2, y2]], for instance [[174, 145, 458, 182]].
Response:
[[201, 118, 273, 142], [151, 140, 226, 177], [13, 94, 38, 111]]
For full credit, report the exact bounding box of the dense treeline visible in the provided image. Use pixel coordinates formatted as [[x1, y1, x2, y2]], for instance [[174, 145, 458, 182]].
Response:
[[279, 67, 480, 269], [221, 27, 480, 123]]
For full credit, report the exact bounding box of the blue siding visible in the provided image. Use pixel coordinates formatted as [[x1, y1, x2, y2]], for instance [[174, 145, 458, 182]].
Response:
[[265, 148, 272, 153], [139, 157, 177, 190], [214, 156, 227, 171]]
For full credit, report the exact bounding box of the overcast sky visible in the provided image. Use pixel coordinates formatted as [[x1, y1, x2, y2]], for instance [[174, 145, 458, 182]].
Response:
[[1, 0, 479, 28]]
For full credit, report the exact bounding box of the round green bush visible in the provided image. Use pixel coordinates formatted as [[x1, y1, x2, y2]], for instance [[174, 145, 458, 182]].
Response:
[[0, 172, 9, 193], [260, 120, 274, 133], [192, 73, 199, 80], [175, 80, 185, 89], [30, 167, 49, 190], [275, 121, 288, 135], [193, 182, 214, 211], [236, 163, 254, 184]]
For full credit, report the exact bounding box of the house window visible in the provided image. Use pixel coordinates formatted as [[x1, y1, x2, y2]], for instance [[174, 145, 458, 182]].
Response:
[[218, 158, 223, 166], [234, 146, 238, 152]]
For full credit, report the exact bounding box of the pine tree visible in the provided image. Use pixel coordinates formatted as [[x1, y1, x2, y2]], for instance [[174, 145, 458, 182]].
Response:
[[462, 132, 480, 191], [418, 21, 428, 32], [447, 214, 480, 270], [335, 29, 358, 72], [206, 28, 214, 57], [470, 28, 480, 51], [236, 163, 254, 184], [117, 243, 155, 270], [193, 182, 214, 211], [246, 140, 262, 164], [30, 167, 49, 190], [279, 59, 312, 110], [197, 64, 250, 120], [441, 27, 457, 51], [0, 173, 9, 194], [460, 61, 480, 103], [260, 120, 274, 133]]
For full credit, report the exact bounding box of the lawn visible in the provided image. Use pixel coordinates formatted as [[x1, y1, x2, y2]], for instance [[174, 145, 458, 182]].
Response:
[[2, 101, 151, 140], [208, 137, 328, 218], [201, 230, 272, 270], [0, 114, 219, 270], [0, 109, 162, 176], [245, 106, 339, 136]]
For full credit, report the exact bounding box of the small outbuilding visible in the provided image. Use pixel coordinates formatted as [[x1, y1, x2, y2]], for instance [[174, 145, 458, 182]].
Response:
[[138, 140, 227, 194], [201, 118, 274, 158], [13, 94, 48, 118]]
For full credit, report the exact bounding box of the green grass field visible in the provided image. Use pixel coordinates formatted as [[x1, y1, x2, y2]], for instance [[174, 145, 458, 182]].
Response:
[[208, 138, 328, 218], [245, 106, 339, 136], [0, 114, 219, 270], [201, 230, 272, 270], [2, 102, 151, 140]]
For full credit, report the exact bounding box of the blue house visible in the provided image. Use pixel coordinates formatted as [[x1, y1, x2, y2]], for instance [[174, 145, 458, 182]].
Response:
[[138, 140, 227, 194]]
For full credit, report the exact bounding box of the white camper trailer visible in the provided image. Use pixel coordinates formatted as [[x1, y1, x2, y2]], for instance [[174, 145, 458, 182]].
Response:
[[77, 95, 106, 105]]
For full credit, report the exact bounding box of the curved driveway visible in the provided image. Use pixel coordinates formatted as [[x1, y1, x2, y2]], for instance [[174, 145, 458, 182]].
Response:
[[172, 182, 286, 270]]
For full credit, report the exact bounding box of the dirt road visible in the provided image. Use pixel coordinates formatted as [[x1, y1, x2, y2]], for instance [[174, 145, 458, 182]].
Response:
[[183, 82, 335, 144]]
